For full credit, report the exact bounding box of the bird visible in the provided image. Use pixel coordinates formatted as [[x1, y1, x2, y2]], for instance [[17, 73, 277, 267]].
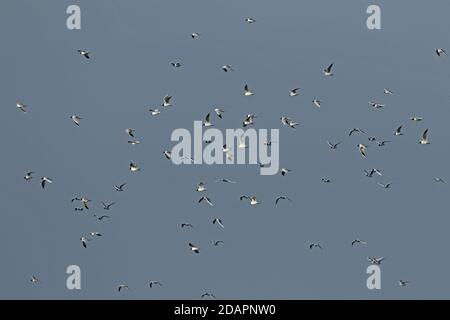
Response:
[[384, 88, 394, 95], [213, 218, 224, 228], [243, 114, 256, 127], [181, 223, 194, 229], [128, 140, 141, 145], [222, 64, 233, 72], [245, 17, 256, 23], [351, 239, 368, 246], [149, 281, 163, 288], [377, 182, 392, 189], [368, 137, 378, 142], [80, 236, 90, 248], [358, 144, 368, 158], [114, 183, 126, 192], [89, 232, 102, 237], [41, 177, 53, 189], [117, 285, 129, 292], [436, 48, 447, 57], [238, 135, 248, 149], [410, 117, 423, 122], [312, 99, 322, 108], [189, 243, 200, 254], [377, 140, 391, 147], [394, 125, 403, 136], [349, 128, 366, 136], [70, 115, 82, 126], [367, 256, 385, 265], [275, 196, 292, 205], [212, 240, 224, 246], [162, 95, 172, 107], [327, 141, 341, 149], [369, 101, 385, 109], [321, 178, 332, 183], [244, 84, 254, 96], [191, 32, 200, 39], [364, 168, 382, 178], [196, 182, 206, 192], [281, 168, 292, 176], [77, 49, 90, 59], [149, 108, 161, 116], [419, 129, 430, 144], [203, 113, 213, 127], [214, 108, 225, 119], [24, 171, 35, 181], [434, 177, 445, 184], [323, 63, 334, 76], [289, 88, 300, 97], [16, 102, 27, 113], [280, 116, 299, 129], [129, 162, 140, 172], [215, 178, 237, 184], [101, 202, 116, 210], [163, 150, 172, 160], [240, 195, 259, 205], [398, 280, 410, 287], [30, 276, 39, 283], [96, 215, 110, 220], [199, 196, 214, 206], [125, 128, 135, 138], [309, 243, 322, 250], [170, 62, 183, 68]]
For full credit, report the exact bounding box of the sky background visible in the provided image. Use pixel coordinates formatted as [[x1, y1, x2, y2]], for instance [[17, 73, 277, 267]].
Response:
[[1, 0, 450, 299]]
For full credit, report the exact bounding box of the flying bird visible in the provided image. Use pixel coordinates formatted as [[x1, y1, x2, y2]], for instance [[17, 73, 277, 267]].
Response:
[[309, 243, 323, 250], [163, 150, 172, 160], [41, 177, 53, 189], [349, 128, 366, 136], [398, 280, 410, 287], [125, 128, 135, 138], [101, 202, 116, 210], [199, 196, 214, 206], [149, 281, 163, 288], [289, 88, 300, 97], [222, 65, 233, 72], [96, 215, 110, 220], [129, 162, 140, 172], [434, 177, 445, 184], [367, 256, 385, 265], [191, 32, 200, 39], [214, 108, 225, 119], [280, 116, 299, 129], [243, 114, 256, 127], [77, 50, 90, 59], [30, 276, 39, 283], [212, 218, 224, 228], [312, 99, 321, 108], [24, 171, 35, 181], [70, 115, 82, 126], [117, 285, 129, 292], [245, 18, 256, 23], [358, 144, 368, 158], [149, 109, 161, 116], [162, 95, 172, 107], [128, 140, 141, 145], [16, 102, 27, 113], [364, 168, 382, 177], [351, 239, 368, 246], [377, 140, 391, 147], [394, 125, 403, 136], [327, 141, 341, 149], [196, 182, 206, 192], [214, 178, 237, 184], [321, 178, 332, 183], [280, 168, 292, 176], [203, 113, 213, 127], [80, 236, 90, 248], [384, 88, 394, 95], [419, 129, 430, 144], [436, 48, 447, 56], [89, 232, 102, 237], [369, 101, 385, 109], [240, 195, 259, 205], [244, 84, 254, 96], [212, 240, 224, 246], [114, 183, 126, 192], [324, 63, 334, 76], [275, 196, 292, 205], [181, 223, 194, 229], [170, 62, 183, 68], [189, 243, 200, 254], [377, 182, 392, 189], [410, 117, 423, 122]]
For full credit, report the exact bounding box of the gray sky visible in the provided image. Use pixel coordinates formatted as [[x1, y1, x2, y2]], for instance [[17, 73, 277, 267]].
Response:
[[1, 0, 450, 299]]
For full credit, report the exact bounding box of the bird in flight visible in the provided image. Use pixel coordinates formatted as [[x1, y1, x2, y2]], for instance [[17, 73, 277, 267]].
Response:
[[101, 202, 116, 210], [163, 150, 172, 160], [358, 144, 368, 158], [89, 232, 102, 237], [327, 141, 341, 149], [289, 88, 300, 97], [323, 63, 334, 76], [275, 196, 292, 205], [95, 215, 110, 221], [245, 18, 256, 23], [77, 49, 90, 59], [351, 239, 368, 246], [222, 64, 233, 72], [214, 108, 225, 119], [80, 236, 90, 248], [410, 117, 423, 122], [377, 182, 392, 189], [125, 128, 135, 138], [349, 128, 366, 136], [383, 88, 394, 95], [364, 168, 382, 178], [369, 101, 385, 109], [212, 240, 224, 246], [280, 116, 299, 129], [129, 162, 140, 172], [191, 32, 200, 39], [149, 281, 163, 288], [114, 183, 126, 192], [24, 171, 35, 182], [128, 140, 141, 146], [162, 95, 172, 107], [312, 99, 322, 108], [377, 140, 391, 147], [321, 178, 332, 183], [199, 196, 214, 206], [244, 84, 254, 96], [434, 177, 445, 184], [367, 256, 385, 265], [149, 108, 161, 116], [309, 243, 323, 250], [203, 113, 213, 127], [398, 280, 410, 287], [394, 125, 403, 136], [170, 62, 183, 68], [436, 48, 447, 57], [41, 177, 53, 189], [30, 276, 40, 283], [181, 223, 194, 229], [243, 114, 256, 127], [189, 243, 200, 254], [196, 182, 206, 192], [215, 178, 237, 184], [240, 195, 259, 205], [419, 129, 430, 144], [213, 218, 225, 228], [117, 284, 130, 292], [16, 102, 27, 113], [70, 115, 82, 126]]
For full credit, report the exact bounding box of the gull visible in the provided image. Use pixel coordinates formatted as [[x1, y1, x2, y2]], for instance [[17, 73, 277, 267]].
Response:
[[215, 178, 237, 184], [244, 84, 254, 96], [240, 195, 259, 205], [398, 280, 410, 287], [196, 182, 206, 192], [162, 95, 172, 107], [358, 144, 368, 158], [377, 182, 392, 189], [243, 114, 256, 127], [384, 88, 394, 95], [163, 150, 172, 160], [321, 178, 332, 183], [149, 108, 161, 116], [114, 183, 126, 192], [170, 62, 183, 68], [149, 281, 163, 288], [189, 243, 200, 254], [201, 292, 216, 299], [275, 196, 292, 205], [89, 232, 102, 237], [364, 168, 382, 177], [434, 177, 445, 184], [101, 201, 116, 210], [367, 256, 385, 265], [436, 48, 447, 57], [245, 17, 256, 23], [369, 101, 385, 109], [410, 117, 423, 122], [324, 63, 334, 76], [96, 215, 110, 220], [312, 99, 321, 108], [80, 236, 90, 248], [377, 140, 391, 147], [41, 177, 52, 189], [289, 88, 300, 97], [281, 168, 292, 176], [213, 218, 224, 228], [222, 64, 233, 72], [212, 240, 224, 246], [125, 128, 135, 138], [258, 161, 269, 168], [394, 125, 403, 136], [129, 162, 140, 172], [349, 128, 366, 136], [368, 137, 377, 142], [77, 50, 90, 59], [419, 129, 430, 144], [214, 108, 225, 119], [199, 196, 214, 206], [309, 243, 322, 250], [181, 223, 194, 229], [191, 32, 200, 39], [128, 140, 141, 145], [280, 116, 299, 129], [70, 115, 82, 126], [79, 197, 91, 209], [30, 276, 39, 283], [16, 102, 27, 113], [327, 141, 341, 149], [117, 285, 129, 292], [24, 171, 35, 181], [351, 239, 368, 246], [222, 145, 233, 161], [203, 113, 213, 127], [238, 134, 248, 149]]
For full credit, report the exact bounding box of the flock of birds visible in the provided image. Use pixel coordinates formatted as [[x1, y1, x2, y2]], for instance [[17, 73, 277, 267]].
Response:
[[15, 15, 450, 298]]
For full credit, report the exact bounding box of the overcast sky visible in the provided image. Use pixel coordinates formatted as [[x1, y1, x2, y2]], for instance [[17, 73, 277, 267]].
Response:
[[2, 0, 450, 299]]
